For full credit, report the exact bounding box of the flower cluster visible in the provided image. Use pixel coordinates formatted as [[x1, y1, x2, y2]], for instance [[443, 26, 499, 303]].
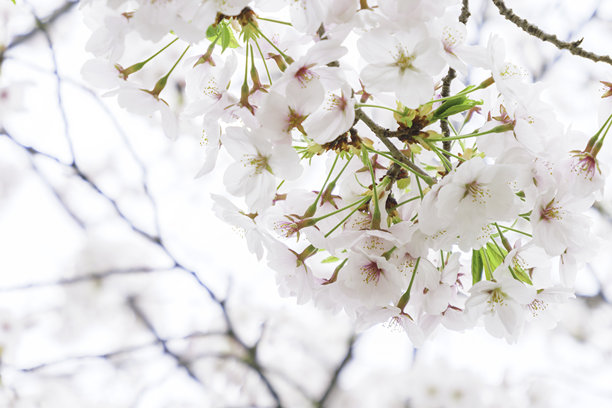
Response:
[[81, 0, 610, 344]]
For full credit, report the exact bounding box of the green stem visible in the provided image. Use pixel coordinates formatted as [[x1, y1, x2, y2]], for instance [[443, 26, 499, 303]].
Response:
[[145, 37, 179, 65], [249, 22, 293, 63], [428, 77, 493, 104], [355, 103, 402, 115], [253, 38, 272, 85], [324, 198, 369, 238], [150, 44, 190, 96], [389, 195, 420, 210], [362, 149, 381, 229], [427, 141, 453, 172], [494, 222, 513, 252], [313, 196, 370, 225], [424, 124, 514, 142], [304, 154, 340, 217], [258, 16, 293, 26], [397, 257, 420, 311], [498, 225, 532, 237], [598, 113, 612, 144]]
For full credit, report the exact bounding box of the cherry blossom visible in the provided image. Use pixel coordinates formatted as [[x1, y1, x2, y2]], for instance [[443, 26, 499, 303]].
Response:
[[78, 0, 609, 348]]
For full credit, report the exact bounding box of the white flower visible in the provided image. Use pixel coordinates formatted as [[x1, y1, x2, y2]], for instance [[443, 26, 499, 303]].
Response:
[[83, 7, 129, 60], [303, 84, 355, 144], [256, 84, 323, 142], [525, 286, 574, 329], [288, 0, 327, 34], [465, 272, 536, 343], [116, 86, 179, 140], [211, 194, 272, 260], [222, 127, 302, 212], [531, 188, 592, 256], [338, 250, 404, 309], [375, 0, 456, 26], [358, 26, 445, 108], [418, 158, 523, 251], [266, 241, 321, 304], [184, 53, 239, 176]]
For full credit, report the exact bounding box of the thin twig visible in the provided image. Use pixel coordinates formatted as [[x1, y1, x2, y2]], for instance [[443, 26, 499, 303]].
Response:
[[1, 1, 78, 54], [21, 1, 76, 163], [0, 267, 160, 292], [127, 296, 204, 385], [491, 0, 612, 67], [316, 336, 356, 407]]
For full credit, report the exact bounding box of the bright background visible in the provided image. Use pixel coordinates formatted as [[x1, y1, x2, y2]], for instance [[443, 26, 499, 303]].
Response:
[[1, 0, 612, 406]]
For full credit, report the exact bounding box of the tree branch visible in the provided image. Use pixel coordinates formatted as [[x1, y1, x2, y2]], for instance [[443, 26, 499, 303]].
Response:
[[355, 109, 435, 186], [127, 296, 205, 385], [491, 0, 612, 67], [1, 1, 79, 54], [316, 335, 356, 407]]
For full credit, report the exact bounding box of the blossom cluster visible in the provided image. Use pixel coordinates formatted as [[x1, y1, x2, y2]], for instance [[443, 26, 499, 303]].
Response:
[[80, 0, 610, 344]]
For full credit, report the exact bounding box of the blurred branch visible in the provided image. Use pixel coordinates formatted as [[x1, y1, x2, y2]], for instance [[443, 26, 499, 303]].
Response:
[[13, 330, 228, 373], [491, 0, 612, 67], [316, 335, 356, 408], [127, 296, 205, 385], [532, 3, 600, 81], [2, 129, 285, 407], [0, 267, 160, 291], [24, 3, 76, 163], [1, 0, 79, 55]]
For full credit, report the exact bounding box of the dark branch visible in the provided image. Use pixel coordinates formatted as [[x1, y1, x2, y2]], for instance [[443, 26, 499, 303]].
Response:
[[127, 296, 204, 385], [0, 267, 160, 292], [355, 109, 435, 186], [491, 0, 612, 67], [316, 336, 356, 407], [2, 1, 79, 54]]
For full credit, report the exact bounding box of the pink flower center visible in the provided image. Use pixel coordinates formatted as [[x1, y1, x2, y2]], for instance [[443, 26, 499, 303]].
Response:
[[361, 261, 383, 284], [294, 64, 318, 87]]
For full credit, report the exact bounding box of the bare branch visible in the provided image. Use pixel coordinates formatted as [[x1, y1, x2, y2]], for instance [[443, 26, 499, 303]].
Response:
[[1, 1, 79, 55], [127, 296, 205, 385], [316, 335, 356, 408], [491, 0, 612, 67], [0, 267, 161, 292]]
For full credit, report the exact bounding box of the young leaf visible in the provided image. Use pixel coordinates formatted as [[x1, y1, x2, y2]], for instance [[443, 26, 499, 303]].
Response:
[[432, 95, 483, 121], [321, 256, 339, 264], [508, 266, 533, 285], [471, 250, 483, 285], [485, 242, 506, 270]]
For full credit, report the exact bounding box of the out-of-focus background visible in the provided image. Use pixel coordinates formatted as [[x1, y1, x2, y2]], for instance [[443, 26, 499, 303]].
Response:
[[1, 0, 612, 406]]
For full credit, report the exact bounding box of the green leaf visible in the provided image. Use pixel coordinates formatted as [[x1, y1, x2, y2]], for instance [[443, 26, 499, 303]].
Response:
[[206, 23, 240, 53], [393, 102, 416, 127], [206, 25, 219, 40], [321, 256, 339, 264], [480, 248, 494, 281], [485, 242, 506, 268], [471, 250, 483, 285], [508, 266, 533, 285], [396, 178, 410, 190], [432, 95, 482, 121]]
